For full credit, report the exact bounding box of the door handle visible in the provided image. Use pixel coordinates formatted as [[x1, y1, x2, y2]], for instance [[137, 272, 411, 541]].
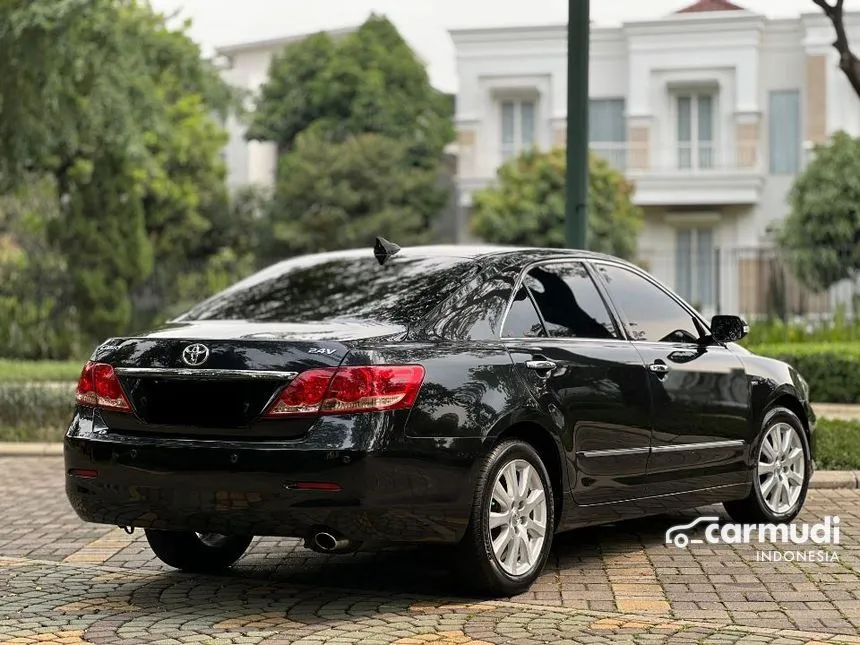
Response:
[[525, 360, 557, 371], [648, 362, 670, 374]]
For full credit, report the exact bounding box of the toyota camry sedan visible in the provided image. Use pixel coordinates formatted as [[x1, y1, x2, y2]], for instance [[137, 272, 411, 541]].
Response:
[[65, 242, 814, 596]]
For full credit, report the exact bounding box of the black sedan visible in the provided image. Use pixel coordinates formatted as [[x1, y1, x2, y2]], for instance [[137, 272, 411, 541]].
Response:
[[65, 241, 814, 595]]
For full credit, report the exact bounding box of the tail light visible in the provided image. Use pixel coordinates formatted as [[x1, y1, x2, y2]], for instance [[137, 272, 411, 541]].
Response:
[[265, 365, 425, 417], [75, 362, 131, 412]]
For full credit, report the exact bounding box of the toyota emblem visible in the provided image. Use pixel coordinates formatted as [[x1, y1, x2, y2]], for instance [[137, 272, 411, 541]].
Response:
[[181, 343, 210, 367]]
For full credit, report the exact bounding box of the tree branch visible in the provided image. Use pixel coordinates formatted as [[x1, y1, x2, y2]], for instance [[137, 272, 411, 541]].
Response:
[[813, 0, 860, 100], [812, 0, 835, 16]]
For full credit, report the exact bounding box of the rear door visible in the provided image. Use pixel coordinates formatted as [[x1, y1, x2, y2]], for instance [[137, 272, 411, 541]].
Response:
[[590, 261, 750, 495], [503, 260, 653, 505]]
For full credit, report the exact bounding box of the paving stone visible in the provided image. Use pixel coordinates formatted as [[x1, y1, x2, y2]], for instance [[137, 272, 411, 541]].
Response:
[[3, 457, 860, 644]]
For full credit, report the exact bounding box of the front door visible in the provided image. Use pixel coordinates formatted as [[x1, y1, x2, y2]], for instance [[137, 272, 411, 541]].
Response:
[[591, 261, 750, 496], [503, 261, 653, 505]]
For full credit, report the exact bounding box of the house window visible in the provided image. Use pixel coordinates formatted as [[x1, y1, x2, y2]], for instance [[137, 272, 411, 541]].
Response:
[[769, 90, 801, 175], [676, 94, 715, 170], [675, 228, 715, 309], [500, 99, 536, 162], [589, 98, 627, 169]]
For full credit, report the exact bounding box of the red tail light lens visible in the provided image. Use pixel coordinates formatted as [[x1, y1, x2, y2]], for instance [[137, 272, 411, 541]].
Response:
[[75, 362, 131, 412], [265, 365, 425, 417]]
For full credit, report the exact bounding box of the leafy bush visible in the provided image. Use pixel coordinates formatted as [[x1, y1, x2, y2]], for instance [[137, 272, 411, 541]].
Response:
[[749, 342, 860, 403], [0, 360, 83, 382], [814, 418, 860, 471], [0, 379, 858, 476], [743, 307, 860, 345], [0, 382, 74, 441]]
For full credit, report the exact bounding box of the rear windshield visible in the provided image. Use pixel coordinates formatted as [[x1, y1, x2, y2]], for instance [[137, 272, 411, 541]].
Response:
[[175, 251, 479, 326]]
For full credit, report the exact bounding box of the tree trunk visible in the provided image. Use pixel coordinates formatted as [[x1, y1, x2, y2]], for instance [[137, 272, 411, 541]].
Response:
[[813, 0, 860, 100]]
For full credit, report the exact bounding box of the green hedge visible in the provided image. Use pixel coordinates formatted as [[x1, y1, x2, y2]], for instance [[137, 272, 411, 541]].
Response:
[[0, 383, 858, 471], [748, 342, 860, 404], [813, 419, 860, 471], [0, 359, 84, 383], [0, 383, 75, 441]]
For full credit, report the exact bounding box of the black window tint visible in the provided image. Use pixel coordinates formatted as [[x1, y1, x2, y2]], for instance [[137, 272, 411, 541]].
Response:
[[502, 287, 546, 338], [595, 264, 701, 343], [526, 262, 619, 339], [176, 253, 478, 326]]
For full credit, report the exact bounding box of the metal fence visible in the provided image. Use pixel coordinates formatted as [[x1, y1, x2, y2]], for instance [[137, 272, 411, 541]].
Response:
[[637, 244, 859, 321]]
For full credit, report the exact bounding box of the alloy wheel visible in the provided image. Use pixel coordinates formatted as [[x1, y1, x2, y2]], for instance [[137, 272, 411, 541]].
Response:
[[756, 422, 806, 514], [487, 458, 548, 576]]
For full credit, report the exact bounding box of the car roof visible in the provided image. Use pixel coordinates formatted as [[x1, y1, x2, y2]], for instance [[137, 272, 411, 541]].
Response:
[[383, 244, 636, 267], [246, 245, 638, 285], [291, 244, 631, 263]]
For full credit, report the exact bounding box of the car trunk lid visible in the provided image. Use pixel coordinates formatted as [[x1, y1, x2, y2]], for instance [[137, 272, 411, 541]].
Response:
[[93, 319, 406, 436]]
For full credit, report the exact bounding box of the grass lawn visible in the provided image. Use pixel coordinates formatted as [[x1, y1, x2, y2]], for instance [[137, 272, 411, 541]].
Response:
[[0, 359, 83, 382]]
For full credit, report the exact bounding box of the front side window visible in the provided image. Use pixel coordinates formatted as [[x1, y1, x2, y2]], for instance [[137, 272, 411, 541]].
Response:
[[594, 263, 703, 344], [525, 262, 619, 340]]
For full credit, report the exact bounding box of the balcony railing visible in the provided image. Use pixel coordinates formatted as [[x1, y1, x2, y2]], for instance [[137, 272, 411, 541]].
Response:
[[590, 142, 762, 174]]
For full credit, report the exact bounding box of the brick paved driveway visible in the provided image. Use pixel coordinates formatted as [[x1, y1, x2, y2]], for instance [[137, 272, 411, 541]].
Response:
[[2, 457, 860, 644]]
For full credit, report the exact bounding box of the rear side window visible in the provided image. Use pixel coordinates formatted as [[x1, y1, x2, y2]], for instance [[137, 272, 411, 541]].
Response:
[[502, 286, 546, 338], [526, 262, 619, 339], [176, 252, 479, 327]]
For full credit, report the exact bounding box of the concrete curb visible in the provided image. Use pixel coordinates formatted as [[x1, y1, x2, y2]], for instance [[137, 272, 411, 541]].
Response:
[[0, 443, 63, 457], [1, 443, 859, 490], [810, 470, 860, 489]]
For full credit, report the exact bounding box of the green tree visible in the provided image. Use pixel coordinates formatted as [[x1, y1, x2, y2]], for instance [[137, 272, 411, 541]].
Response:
[[247, 15, 453, 162], [779, 131, 860, 290], [248, 14, 454, 259], [0, 0, 239, 342], [0, 177, 83, 359], [260, 131, 446, 261], [471, 148, 643, 259]]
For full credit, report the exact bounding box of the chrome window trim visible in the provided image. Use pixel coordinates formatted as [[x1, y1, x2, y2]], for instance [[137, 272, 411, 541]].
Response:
[[498, 257, 625, 342], [114, 367, 299, 381], [503, 336, 633, 346]]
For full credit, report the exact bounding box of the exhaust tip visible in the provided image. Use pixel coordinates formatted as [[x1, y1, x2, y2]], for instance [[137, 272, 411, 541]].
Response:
[[313, 532, 338, 552]]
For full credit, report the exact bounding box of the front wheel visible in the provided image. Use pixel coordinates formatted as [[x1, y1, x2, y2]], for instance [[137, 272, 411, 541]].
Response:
[[145, 530, 253, 573], [457, 439, 555, 597], [724, 407, 811, 524]]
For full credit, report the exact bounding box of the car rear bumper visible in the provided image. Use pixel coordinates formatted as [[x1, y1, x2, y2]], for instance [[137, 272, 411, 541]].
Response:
[[64, 412, 480, 545]]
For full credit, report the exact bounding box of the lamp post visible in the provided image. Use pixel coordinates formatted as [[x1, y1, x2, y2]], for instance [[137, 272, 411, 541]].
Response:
[[565, 0, 590, 249]]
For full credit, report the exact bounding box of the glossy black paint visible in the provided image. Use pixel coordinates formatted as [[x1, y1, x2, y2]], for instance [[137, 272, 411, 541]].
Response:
[[65, 245, 814, 546]]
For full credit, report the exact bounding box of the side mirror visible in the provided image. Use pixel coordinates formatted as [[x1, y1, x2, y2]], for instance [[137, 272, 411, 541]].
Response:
[[710, 315, 749, 344]]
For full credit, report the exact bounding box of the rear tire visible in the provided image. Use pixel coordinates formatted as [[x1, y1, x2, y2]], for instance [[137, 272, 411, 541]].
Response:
[[145, 530, 252, 573], [456, 439, 555, 597], [723, 406, 811, 524]]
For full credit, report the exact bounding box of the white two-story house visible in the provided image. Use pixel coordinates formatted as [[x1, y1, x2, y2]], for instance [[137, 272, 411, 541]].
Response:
[[451, 0, 860, 317]]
